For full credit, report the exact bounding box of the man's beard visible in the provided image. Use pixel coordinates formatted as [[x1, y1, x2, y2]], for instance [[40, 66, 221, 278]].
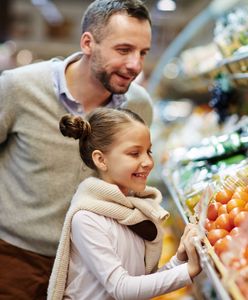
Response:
[[91, 51, 137, 94], [97, 71, 133, 94]]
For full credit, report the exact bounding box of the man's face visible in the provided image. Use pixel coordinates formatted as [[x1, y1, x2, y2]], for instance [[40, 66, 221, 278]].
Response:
[[90, 14, 151, 94]]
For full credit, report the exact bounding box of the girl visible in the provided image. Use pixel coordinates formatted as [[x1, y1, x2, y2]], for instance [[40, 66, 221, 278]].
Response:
[[48, 108, 201, 300]]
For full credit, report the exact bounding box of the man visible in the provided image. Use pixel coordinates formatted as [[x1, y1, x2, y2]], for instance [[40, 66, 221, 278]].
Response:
[[0, 0, 153, 299]]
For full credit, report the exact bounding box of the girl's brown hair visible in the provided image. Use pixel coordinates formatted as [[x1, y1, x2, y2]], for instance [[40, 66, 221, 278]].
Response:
[[60, 108, 145, 170]]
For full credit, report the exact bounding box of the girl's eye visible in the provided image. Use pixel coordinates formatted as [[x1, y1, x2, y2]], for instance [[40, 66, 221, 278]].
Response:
[[148, 149, 153, 155], [130, 152, 139, 157]]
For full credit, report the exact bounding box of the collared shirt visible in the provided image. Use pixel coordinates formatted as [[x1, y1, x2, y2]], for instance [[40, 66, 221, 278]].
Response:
[[51, 52, 126, 115]]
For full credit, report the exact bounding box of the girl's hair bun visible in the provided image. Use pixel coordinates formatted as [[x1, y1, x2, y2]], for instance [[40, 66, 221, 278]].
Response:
[[59, 114, 91, 140]]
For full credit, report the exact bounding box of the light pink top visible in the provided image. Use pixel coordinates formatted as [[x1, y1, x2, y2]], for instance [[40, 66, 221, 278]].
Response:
[[64, 210, 192, 300]]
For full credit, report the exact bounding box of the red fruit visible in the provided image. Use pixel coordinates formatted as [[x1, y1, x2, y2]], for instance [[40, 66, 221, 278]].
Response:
[[234, 211, 248, 227], [232, 187, 248, 202], [215, 188, 233, 204], [230, 226, 242, 237], [207, 229, 229, 246], [215, 213, 233, 231], [205, 218, 215, 231], [229, 207, 244, 227], [214, 235, 232, 256], [218, 204, 227, 216], [207, 202, 221, 221], [244, 245, 248, 260], [227, 198, 246, 213]]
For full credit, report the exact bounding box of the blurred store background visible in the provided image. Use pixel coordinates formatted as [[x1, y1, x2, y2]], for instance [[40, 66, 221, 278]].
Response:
[[0, 0, 210, 76]]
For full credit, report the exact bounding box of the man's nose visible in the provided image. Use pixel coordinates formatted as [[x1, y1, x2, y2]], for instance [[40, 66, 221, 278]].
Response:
[[126, 53, 142, 74]]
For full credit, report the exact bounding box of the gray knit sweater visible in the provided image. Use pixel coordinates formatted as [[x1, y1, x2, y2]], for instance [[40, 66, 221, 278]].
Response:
[[0, 59, 153, 256]]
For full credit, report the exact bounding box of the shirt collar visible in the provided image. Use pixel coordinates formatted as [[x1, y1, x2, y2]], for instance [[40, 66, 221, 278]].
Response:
[[52, 52, 126, 115]]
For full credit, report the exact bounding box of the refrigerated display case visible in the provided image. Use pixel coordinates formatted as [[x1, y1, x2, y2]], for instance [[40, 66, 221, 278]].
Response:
[[148, 0, 248, 299]]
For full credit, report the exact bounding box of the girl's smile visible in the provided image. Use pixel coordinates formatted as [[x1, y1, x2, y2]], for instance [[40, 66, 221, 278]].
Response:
[[98, 121, 154, 195]]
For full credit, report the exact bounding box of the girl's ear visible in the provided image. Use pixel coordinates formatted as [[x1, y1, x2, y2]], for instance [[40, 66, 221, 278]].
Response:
[[92, 150, 107, 171], [80, 32, 94, 55]]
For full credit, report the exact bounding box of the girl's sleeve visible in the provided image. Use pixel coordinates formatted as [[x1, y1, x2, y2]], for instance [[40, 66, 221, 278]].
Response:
[[158, 255, 188, 271], [71, 211, 192, 300]]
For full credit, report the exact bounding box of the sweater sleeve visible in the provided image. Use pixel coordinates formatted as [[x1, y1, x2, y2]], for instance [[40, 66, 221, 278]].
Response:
[[71, 211, 192, 300], [123, 82, 153, 127], [0, 70, 16, 143]]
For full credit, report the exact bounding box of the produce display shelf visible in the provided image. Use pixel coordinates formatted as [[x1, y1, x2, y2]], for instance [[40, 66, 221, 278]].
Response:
[[220, 53, 248, 69], [171, 52, 248, 94], [230, 73, 248, 79], [192, 52, 248, 82], [161, 169, 233, 300]]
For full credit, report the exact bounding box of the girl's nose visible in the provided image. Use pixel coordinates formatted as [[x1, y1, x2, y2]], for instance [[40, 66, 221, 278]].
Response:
[[141, 155, 154, 169]]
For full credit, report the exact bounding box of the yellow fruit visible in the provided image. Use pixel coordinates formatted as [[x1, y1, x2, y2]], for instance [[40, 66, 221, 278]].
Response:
[[185, 194, 201, 213]]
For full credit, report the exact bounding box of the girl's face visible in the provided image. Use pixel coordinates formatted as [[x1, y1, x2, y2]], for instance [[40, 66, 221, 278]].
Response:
[[99, 121, 154, 195]]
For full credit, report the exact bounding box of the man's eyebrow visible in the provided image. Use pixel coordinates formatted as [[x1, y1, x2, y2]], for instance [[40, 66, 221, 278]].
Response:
[[114, 43, 150, 51]]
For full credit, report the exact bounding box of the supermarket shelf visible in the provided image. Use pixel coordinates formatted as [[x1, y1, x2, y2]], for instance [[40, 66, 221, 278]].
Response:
[[221, 52, 248, 68], [229, 73, 248, 80], [200, 52, 248, 78], [161, 170, 189, 224], [161, 169, 232, 300], [169, 52, 248, 94]]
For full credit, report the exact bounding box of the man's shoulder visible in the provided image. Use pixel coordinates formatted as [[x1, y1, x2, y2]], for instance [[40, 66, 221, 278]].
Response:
[[123, 82, 154, 126], [3, 60, 52, 77], [126, 82, 151, 102], [1, 60, 54, 89]]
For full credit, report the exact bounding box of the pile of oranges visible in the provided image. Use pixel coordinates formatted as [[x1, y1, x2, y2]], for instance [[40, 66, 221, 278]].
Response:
[[204, 185, 248, 298], [205, 185, 248, 260]]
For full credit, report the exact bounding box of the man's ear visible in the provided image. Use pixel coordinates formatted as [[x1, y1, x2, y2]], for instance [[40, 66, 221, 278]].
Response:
[[80, 32, 94, 55], [92, 150, 107, 171]]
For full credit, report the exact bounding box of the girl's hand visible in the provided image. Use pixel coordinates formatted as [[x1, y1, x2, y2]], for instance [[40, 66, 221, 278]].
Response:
[[176, 223, 196, 261], [176, 224, 202, 279], [184, 236, 202, 279]]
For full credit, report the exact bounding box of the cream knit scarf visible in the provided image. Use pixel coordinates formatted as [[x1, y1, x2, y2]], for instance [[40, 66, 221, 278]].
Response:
[[47, 177, 169, 300]]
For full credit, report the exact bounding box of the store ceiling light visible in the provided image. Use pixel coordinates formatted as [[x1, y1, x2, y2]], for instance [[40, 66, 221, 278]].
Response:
[[157, 0, 176, 12]]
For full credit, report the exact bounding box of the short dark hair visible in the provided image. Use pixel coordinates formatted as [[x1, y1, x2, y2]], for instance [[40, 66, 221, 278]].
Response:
[[60, 108, 146, 170], [81, 0, 151, 42]]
